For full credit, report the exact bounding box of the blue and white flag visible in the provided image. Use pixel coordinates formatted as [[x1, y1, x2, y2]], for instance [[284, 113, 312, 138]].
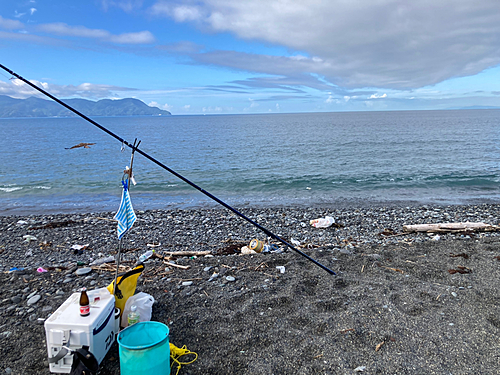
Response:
[[114, 180, 137, 239]]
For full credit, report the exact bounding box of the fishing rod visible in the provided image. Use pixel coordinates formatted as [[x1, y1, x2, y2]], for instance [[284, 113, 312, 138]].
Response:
[[0, 63, 336, 275]]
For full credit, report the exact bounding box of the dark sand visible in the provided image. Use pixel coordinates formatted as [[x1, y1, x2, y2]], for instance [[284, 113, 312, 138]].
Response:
[[1, 205, 500, 374]]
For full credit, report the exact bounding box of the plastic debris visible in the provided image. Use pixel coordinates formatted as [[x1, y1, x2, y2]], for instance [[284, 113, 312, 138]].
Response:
[[276, 266, 285, 274], [139, 250, 154, 262], [37, 267, 48, 273], [290, 238, 301, 247], [146, 242, 161, 248], [90, 256, 115, 266], [23, 235, 37, 243], [354, 366, 366, 372], [241, 246, 257, 255], [310, 216, 335, 228], [71, 244, 89, 250], [17, 220, 28, 225]]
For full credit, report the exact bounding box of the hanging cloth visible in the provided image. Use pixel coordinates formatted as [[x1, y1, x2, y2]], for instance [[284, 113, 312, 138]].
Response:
[[113, 179, 137, 239]]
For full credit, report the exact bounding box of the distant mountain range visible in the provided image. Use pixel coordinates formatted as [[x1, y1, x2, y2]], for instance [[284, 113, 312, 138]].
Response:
[[0, 95, 171, 118]]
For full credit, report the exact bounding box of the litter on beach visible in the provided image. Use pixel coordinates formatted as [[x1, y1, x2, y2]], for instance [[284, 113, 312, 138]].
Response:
[[309, 216, 335, 228]]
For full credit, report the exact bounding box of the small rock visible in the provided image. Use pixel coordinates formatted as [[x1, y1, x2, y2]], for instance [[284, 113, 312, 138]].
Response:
[[27, 295, 41, 305], [182, 281, 193, 286], [75, 267, 92, 276], [63, 278, 73, 284], [225, 276, 236, 282], [0, 331, 12, 339], [11, 296, 21, 304], [5, 367, 12, 374], [208, 273, 219, 282], [203, 266, 213, 272], [65, 265, 78, 275], [28, 313, 37, 322], [451, 292, 457, 298], [27, 291, 37, 299]]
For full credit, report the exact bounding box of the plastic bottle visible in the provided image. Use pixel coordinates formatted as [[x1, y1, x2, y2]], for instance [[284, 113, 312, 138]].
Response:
[[138, 250, 154, 262], [127, 305, 140, 326]]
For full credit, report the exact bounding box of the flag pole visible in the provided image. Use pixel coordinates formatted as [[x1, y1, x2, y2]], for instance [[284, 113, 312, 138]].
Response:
[[113, 139, 139, 297]]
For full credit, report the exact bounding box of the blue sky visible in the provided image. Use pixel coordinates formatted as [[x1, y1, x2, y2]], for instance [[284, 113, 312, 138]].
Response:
[[1, 0, 500, 115]]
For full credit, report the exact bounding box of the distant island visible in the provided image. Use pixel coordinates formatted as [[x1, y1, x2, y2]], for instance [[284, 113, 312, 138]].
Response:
[[0, 95, 171, 118]]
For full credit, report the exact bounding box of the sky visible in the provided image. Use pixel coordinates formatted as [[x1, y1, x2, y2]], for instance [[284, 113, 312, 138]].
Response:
[[1, 0, 500, 115]]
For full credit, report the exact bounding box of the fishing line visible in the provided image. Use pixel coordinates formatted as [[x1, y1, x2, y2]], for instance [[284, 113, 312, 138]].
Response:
[[0, 63, 336, 275]]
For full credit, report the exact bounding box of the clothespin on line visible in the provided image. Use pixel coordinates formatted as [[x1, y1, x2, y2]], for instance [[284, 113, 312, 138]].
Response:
[[123, 139, 141, 186], [123, 166, 137, 186]]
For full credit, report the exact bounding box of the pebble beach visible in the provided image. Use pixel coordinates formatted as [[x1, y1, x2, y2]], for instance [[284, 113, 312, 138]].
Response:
[[1, 203, 500, 374]]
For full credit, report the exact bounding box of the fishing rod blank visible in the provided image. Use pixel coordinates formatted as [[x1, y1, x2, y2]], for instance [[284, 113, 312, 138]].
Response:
[[0, 63, 336, 275]]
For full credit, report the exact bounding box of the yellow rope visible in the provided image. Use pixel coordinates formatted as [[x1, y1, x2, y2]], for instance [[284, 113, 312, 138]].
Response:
[[170, 343, 198, 375]]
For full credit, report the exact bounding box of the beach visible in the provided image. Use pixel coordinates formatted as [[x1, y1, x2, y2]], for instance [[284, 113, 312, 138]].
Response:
[[1, 203, 500, 374]]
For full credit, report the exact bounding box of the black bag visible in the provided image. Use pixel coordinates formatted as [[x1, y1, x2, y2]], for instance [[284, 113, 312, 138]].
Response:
[[69, 346, 99, 375]]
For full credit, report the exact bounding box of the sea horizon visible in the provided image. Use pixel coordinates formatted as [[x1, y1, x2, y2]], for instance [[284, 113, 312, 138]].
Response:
[[1, 109, 499, 215]]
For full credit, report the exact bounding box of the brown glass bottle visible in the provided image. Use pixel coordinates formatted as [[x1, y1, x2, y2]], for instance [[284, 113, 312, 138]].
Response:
[[80, 287, 90, 317]]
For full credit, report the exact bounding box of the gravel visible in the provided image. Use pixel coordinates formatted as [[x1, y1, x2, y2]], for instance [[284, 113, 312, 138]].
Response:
[[0, 203, 500, 374]]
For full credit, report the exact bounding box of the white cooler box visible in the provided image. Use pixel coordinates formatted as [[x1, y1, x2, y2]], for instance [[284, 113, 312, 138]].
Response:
[[45, 287, 117, 373]]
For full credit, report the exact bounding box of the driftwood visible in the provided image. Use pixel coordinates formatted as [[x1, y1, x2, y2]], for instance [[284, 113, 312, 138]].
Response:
[[159, 250, 212, 257], [403, 222, 500, 233], [163, 261, 190, 270]]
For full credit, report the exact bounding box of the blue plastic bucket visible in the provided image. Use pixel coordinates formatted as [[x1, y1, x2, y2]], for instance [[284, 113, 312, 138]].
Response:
[[118, 321, 170, 375]]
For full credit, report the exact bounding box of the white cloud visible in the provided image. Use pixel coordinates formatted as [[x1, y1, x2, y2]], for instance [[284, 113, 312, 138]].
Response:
[[0, 79, 137, 99], [150, 0, 500, 90], [150, 2, 204, 22], [325, 95, 333, 103], [108, 31, 155, 44], [100, 0, 144, 12], [0, 16, 24, 30], [368, 93, 387, 99], [30, 8, 37, 15], [149, 101, 172, 111], [202, 106, 223, 112], [37, 23, 155, 44], [183, 104, 191, 110]]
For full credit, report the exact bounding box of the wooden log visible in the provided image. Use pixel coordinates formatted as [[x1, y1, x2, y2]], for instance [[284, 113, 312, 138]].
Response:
[[403, 222, 500, 233]]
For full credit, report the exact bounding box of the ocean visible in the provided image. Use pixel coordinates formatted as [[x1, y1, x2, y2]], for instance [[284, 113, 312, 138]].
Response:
[[1, 110, 499, 215]]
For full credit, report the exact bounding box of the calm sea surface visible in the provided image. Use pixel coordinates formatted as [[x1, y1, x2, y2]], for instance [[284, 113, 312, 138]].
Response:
[[1, 110, 499, 215]]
